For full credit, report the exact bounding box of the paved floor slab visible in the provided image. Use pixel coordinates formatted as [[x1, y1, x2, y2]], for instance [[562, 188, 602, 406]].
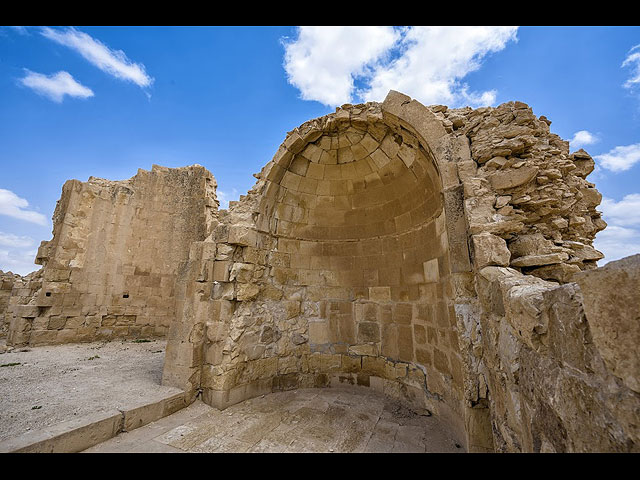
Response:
[[84, 385, 466, 453]]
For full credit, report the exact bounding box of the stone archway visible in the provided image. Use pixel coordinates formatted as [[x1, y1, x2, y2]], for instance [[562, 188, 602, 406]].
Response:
[[162, 91, 479, 449]]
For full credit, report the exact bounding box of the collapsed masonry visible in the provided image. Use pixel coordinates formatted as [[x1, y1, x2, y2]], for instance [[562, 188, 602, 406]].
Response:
[[2, 91, 638, 452]]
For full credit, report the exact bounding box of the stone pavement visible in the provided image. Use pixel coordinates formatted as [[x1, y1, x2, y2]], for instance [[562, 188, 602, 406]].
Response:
[[83, 385, 465, 453]]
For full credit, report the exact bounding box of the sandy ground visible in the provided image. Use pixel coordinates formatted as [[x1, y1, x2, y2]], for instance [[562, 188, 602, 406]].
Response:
[[85, 386, 466, 453], [0, 338, 170, 442]]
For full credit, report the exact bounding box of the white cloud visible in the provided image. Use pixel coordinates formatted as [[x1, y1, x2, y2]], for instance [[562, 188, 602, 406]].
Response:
[[8, 26, 30, 35], [19, 70, 94, 103], [594, 225, 640, 265], [282, 26, 518, 108], [0, 248, 39, 276], [217, 188, 239, 210], [570, 130, 598, 149], [283, 26, 399, 107], [594, 143, 640, 172], [0, 232, 38, 275], [41, 27, 153, 89], [0, 189, 48, 225], [599, 194, 640, 227], [361, 26, 518, 107], [622, 44, 640, 90], [595, 194, 640, 264], [0, 232, 35, 248]]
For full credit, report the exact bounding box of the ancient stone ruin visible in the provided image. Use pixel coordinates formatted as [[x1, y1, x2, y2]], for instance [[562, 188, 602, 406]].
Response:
[[2, 91, 638, 452]]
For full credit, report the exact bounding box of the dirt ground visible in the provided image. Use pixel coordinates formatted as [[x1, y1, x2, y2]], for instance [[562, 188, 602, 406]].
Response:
[[0, 338, 170, 442]]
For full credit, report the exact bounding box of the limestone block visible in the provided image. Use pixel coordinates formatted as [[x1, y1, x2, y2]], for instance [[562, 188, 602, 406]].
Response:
[[212, 282, 235, 300], [571, 149, 595, 178], [212, 261, 231, 282], [369, 286, 391, 302], [510, 253, 569, 268], [508, 233, 558, 258], [229, 263, 255, 283], [381, 90, 447, 147], [357, 322, 380, 343], [423, 259, 440, 283], [527, 263, 581, 283], [443, 185, 472, 273], [308, 353, 341, 373], [574, 254, 640, 392], [227, 226, 257, 247], [564, 241, 604, 263], [488, 166, 539, 190], [471, 233, 511, 269]]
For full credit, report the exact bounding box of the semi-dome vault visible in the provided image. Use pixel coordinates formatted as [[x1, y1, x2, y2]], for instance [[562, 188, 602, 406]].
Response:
[[3, 91, 639, 453]]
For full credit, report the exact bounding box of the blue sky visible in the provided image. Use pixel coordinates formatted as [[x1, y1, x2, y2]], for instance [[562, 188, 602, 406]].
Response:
[[1, 26, 639, 275]]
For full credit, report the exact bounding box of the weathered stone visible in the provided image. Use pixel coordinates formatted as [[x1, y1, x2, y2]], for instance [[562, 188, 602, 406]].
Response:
[[510, 252, 569, 268], [527, 263, 581, 283], [574, 255, 640, 393], [488, 166, 539, 190], [471, 233, 511, 268]]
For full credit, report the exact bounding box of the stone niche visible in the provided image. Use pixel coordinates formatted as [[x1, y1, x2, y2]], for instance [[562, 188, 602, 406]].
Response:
[[163, 92, 487, 451]]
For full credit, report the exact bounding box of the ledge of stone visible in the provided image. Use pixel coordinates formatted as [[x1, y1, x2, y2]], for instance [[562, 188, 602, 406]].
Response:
[[0, 388, 189, 453]]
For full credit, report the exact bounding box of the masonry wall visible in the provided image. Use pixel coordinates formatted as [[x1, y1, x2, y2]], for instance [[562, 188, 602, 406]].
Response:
[[0, 271, 21, 338], [7, 165, 217, 347], [475, 256, 639, 452]]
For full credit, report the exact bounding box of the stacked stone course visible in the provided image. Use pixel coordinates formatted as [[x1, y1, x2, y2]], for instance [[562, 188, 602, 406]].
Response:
[[5, 165, 217, 347], [436, 102, 606, 282], [0, 270, 22, 339]]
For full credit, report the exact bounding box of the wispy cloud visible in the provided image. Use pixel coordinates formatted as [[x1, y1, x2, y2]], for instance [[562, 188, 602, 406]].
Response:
[[217, 188, 239, 210], [6, 26, 30, 35], [0, 248, 39, 276], [599, 194, 640, 227], [0, 232, 35, 248], [0, 231, 39, 275], [19, 70, 94, 103], [570, 130, 598, 149], [282, 26, 518, 108], [41, 27, 153, 89], [622, 44, 640, 91], [594, 143, 640, 172], [595, 194, 640, 263], [0, 189, 48, 225]]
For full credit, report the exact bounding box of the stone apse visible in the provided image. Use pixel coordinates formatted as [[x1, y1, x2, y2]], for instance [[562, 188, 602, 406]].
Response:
[[3, 91, 639, 452]]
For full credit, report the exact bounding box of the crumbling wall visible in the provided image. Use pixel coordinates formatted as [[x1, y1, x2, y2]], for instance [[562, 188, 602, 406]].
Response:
[[0, 271, 22, 338], [437, 101, 605, 282], [6, 165, 218, 347], [475, 256, 639, 452]]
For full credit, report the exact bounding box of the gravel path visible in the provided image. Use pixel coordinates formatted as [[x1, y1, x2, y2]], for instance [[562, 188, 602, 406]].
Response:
[[0, 339, 169, 442]]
